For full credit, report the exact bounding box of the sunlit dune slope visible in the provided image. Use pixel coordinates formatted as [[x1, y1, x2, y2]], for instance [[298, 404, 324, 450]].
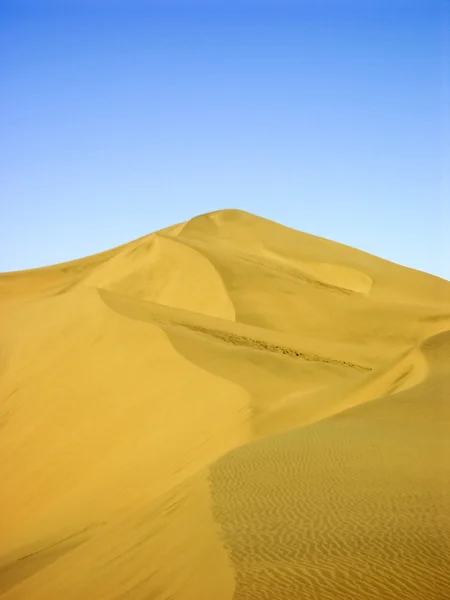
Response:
[[0, 209, 449, 600]]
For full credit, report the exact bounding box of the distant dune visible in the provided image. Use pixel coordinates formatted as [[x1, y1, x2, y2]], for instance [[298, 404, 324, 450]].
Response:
[[1, 209, 449, 600]]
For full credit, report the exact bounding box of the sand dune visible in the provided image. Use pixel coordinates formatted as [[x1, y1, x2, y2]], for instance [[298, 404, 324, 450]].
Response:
[[0, 209, 449, 599]]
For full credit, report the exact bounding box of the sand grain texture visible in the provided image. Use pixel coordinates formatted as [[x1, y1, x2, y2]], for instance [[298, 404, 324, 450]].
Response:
[[1, 209, 449, 599]]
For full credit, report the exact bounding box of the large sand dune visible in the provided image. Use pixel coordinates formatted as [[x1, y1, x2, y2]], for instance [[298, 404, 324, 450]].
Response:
[[0, 209, 449, 599]]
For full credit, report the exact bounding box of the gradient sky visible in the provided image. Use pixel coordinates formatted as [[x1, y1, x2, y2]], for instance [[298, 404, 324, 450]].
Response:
[[1, 0, 449, 279]]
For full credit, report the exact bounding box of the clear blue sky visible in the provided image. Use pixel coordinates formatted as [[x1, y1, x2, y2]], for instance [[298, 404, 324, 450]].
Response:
[[1, 0, 449, 279]]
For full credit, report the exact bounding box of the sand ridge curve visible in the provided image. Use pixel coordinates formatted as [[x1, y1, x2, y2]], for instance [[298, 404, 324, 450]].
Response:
[[1, 209, 449, 600]]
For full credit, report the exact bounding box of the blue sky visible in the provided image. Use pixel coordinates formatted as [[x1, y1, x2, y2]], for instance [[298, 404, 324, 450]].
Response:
[[1, 0, 449, 279]]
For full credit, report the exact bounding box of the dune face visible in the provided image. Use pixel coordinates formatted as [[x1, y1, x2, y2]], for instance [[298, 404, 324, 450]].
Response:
[[0, 209, 449, 600]]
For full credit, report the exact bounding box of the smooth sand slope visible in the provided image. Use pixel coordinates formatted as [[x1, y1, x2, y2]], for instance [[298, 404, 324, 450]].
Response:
[[0, 209, 449, 599]]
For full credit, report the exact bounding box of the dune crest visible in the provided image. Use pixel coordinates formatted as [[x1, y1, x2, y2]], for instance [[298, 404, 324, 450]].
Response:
[[83, 233, 236, 320], [1, 209, 449, 600]]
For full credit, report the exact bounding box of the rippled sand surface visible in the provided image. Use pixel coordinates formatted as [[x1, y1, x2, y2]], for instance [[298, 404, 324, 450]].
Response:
[[211, 333, 450, 600], [1, 209, 449, 599]]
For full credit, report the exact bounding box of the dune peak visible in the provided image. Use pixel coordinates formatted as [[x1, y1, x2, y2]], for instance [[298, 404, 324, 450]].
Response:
[[1, 209, 450, 600]]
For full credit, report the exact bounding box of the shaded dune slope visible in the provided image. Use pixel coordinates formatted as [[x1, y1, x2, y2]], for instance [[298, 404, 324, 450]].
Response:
[[0, 209, 449, 599]]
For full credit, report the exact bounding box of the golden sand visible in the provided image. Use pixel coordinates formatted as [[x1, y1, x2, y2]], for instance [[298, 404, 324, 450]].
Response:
[[0, 209, 449, 599]]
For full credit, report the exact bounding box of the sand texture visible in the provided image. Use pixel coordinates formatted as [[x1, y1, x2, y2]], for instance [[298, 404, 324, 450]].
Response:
[[1, 209, 449, 599]]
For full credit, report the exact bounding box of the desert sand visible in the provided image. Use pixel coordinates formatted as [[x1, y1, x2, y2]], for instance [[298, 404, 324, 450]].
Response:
[[0, 208, 449, 599]]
